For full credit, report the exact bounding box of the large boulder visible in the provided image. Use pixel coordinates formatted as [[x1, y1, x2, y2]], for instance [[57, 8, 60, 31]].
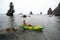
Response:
[[23, 15, 27, 18]]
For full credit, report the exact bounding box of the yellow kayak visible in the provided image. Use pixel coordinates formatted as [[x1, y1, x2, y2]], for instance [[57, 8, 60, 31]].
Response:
[[20, 24, 44, 31]]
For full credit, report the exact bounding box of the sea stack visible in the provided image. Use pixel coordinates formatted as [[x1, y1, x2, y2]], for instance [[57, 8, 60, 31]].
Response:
[[40, 12, 42, 15], [53, 2, 60, 16], [47, 8, 53, 15], [30, 11, 33, 15], [6, 2, 15, 16]]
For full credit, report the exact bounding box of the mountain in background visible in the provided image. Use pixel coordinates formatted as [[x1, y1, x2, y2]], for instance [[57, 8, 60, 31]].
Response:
[[53, 2, 60, 16]]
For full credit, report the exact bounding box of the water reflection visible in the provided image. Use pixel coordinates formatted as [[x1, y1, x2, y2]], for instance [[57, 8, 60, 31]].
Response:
[[8, 16, 16, 28]]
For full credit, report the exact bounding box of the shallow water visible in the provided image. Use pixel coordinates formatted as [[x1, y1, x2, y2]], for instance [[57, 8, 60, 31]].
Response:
[[0, 14, 60, 40]]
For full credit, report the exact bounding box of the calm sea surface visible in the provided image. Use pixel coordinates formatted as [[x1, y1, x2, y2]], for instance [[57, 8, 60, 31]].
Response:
[[0, 14, 60, 40]]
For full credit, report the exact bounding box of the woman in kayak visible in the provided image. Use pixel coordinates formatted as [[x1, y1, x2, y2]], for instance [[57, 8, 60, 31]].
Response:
[[23, 20, 32, 26]]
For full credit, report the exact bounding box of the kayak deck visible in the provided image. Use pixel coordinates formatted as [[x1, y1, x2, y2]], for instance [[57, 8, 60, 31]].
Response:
[[20, 24, 44, 31]]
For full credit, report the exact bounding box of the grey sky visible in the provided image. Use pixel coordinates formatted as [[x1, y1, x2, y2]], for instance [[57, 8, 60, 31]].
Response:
[[0, 0, 60, 14]]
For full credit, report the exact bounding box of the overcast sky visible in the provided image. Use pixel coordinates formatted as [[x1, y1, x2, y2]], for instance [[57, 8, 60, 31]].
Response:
[[0, 0, 60, 14]]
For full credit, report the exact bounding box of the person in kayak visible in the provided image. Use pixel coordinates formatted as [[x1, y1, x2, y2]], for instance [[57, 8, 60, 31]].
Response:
[[23, 20, 32, 26]]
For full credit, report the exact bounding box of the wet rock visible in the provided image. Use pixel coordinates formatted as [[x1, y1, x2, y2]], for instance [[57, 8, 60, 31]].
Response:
[[23, 15, 27, 18], [6, 28, 17, 33], [28, 15, 31, 17], [12, 28, 17, 32], [0, 34, 7, 39], [19, 13, 23, 15], [6, 28, 11, 32]]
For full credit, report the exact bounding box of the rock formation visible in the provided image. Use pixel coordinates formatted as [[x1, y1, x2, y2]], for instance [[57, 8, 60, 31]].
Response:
[[53, 2, 60, 16], [30, 11, 33, 15], [47, 8, 53, 15], [6, 2, 15, 16], [40, 12, 42, 15]]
